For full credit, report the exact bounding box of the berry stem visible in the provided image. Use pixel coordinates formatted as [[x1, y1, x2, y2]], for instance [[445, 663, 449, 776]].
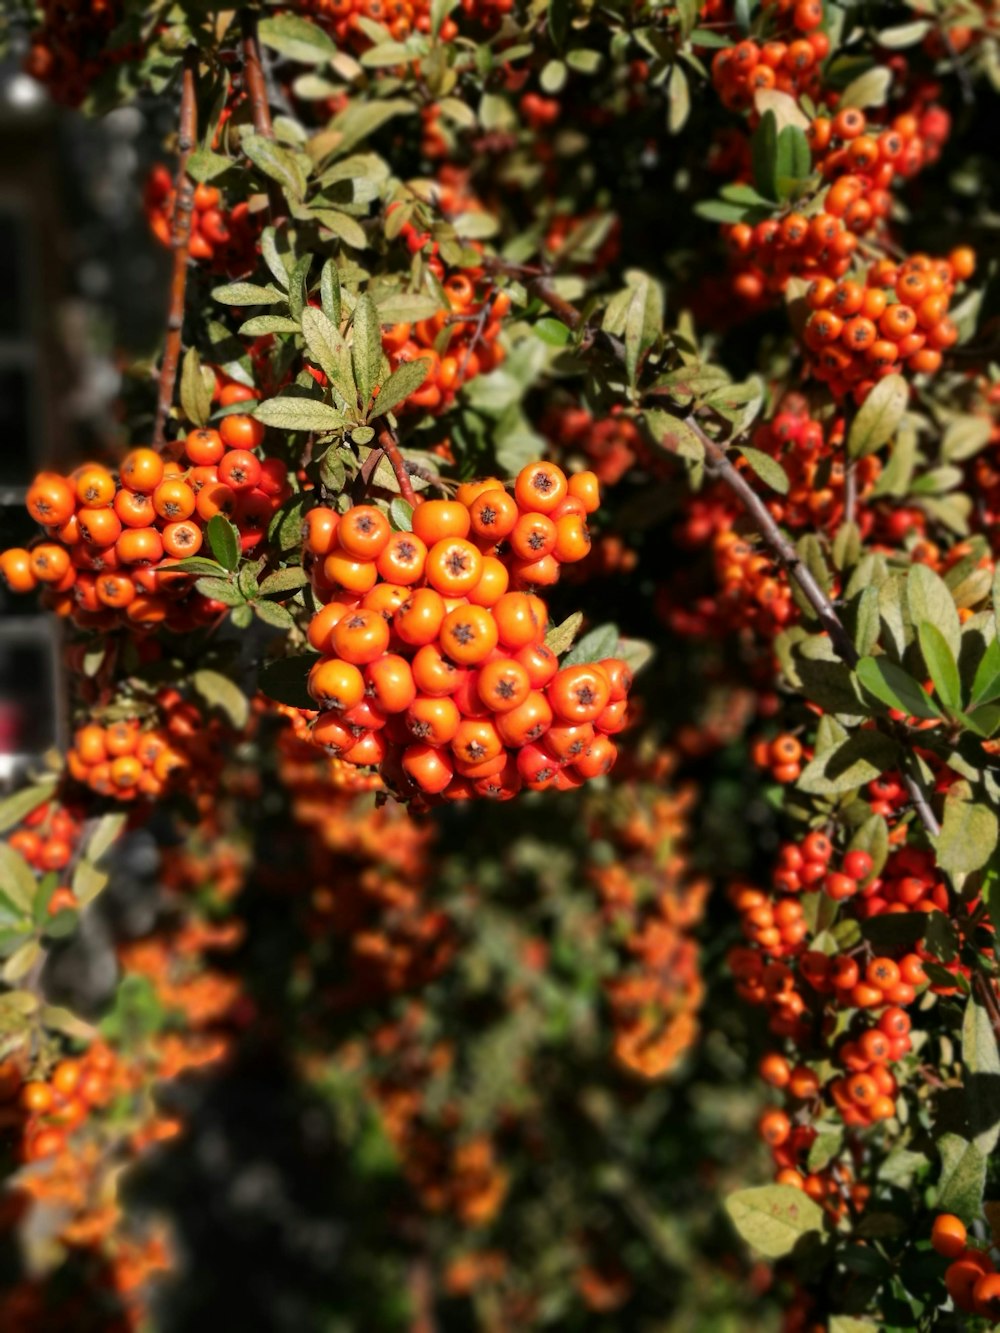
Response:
[[152, 46, 198, 455], [376, 424, 419, 508]]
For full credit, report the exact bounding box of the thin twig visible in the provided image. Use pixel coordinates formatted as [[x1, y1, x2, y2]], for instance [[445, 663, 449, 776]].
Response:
[[685, 417, 861, 665], [376, 424, 419, 507], [152, 48, 198, 454], [240, 9, 284, 219]]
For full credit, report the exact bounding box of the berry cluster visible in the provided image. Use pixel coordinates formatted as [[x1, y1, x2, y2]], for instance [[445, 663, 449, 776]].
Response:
[[7, 799, 82, 875], [300, 464, 631, 802], [588, 772, 707, 1079], [23, 0, 137, 106], [298, 0, 459, 51], [65, 699, 208, 804], [145, 168, 260, 275], [709, 11, 829, 113], [1, 429, 288, 631], [803, 251, 970, 399], [380, 228, 510, 414], [931, 1214, 1000, 1318]]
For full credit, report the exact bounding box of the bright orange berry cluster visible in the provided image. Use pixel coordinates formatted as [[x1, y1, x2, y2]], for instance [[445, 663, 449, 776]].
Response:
[[297, 0, 459, 50], [710, 23, 830, 112], [65, 685, 232, 804], [300, 464, 632, 802], [932, 1215, 1000, 1318], [6, 799, 82, 875], [19, 1047, 119, 1163], [803, 250, 972, 400], [1, 428, 288, 631], [145, 168, 261, 275]]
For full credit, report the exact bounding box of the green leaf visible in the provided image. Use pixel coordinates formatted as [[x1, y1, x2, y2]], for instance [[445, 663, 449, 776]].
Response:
[[389, 498, 413, 532], [667, 64, 691, 134], [212, 282, 287, 306], [40, 1005, 97, 1041], [856, 656, 939, 719], [909, 563, 962, 659], [255, 395, 346, 434], [616, 636, 655, 677], [179, 347, 215, 428], [0, 844, 36, 916], [375, 292, 443, 323], [797, 730, 899, 795], [320, 259, 342, 326], [3, 939, 40, 984], [877, 19, 931, 46], [750, 110, 779, 201], [936, 1133, 986, 1221], [315, 209, 368, 249], [300, 305, 357, 408], [534, 317, 572, 346], [644, 410, 704, 462], [725, 1185, 824, 1259], [840, 66, 893, 110], [351, 293, 382, 414], [192, 669, 250, 729], [242, 133, 308, 202], [164, 556, 226, 577], [918, 621, 962, 710], [774, 123, 811, 197], [962, 995, 1000, 1154], [195, 577, 244, 606], [238, 316, 303, 336], [259, 567, 310, 598], [0, 780, 57, 835], [72, 861, 108, 908], [545, 611, 584, 656], [971, 637, 1000, 708], [186, 149, 234, 183], [738, 446, 789, 494], [44, 909, 78, 940], [942, 415, 992, 462], [561, 624, 619, 666], [205, 515, 241, 572], [369, 359, 430, 420], [847, 374, 907, 457], [258, 654, 320, 709], [258, 14, 336, 61], [254, 601, 295, 630], [86, 813, 126, 863], [936, 781, 999, 875]]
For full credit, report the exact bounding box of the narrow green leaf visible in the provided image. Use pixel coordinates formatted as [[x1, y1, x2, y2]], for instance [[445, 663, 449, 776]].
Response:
[[918, 621, 962, 711], [738, 446, 789, 494], [856, 656, 938, 719], [351, 293, 382, 411], [848, 374, 907, 457], [369, 358, 429, 420], [192, 669, 250, 729], [389, 498, 413, 532], [254, 395, 346, 433], [0, 781, 58, 835], [320, 258, 341, 326], [205, 515, 241, 571]]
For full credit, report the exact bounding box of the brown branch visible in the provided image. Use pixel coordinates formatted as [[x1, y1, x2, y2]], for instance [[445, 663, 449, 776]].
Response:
[[152, 48, 198, 454], [376, 424, 419, 508], [685, 417, 860, 666], [240, 8, 284, 219]]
